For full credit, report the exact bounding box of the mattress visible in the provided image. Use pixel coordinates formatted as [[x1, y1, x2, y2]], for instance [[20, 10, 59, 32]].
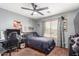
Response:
[[27, 36, 55, 54]]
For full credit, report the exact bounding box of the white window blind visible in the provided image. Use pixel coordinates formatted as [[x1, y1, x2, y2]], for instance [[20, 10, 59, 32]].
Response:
[[44, 20, 58, 39]]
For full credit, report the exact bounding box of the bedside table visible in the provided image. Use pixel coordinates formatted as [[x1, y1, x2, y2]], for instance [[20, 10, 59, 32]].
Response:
[[19, 43, 25, 49], [19, 38, 26, 49]]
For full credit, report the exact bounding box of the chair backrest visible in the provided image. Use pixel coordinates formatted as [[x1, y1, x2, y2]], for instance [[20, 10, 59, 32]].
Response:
[[4, 29, 20, 40], [6, 32, 19, 49]]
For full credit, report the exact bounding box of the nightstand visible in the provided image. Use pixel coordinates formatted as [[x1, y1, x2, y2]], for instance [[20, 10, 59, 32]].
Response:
[[19, 38, 26, 49]]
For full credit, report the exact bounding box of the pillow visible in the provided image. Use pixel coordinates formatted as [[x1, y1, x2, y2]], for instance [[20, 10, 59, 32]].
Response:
[[72, 37, 79, 53], [33, 32, 40, 37], [24, 32, 34, 39]]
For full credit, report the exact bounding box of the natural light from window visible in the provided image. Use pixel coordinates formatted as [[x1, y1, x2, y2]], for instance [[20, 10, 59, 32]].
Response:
[[44, 20, 58, 39]]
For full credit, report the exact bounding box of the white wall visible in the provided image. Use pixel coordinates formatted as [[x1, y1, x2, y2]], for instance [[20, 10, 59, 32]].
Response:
[[0, 8, 36, 31], [35, 9, 79, 48], [1, 7, 79, 48]]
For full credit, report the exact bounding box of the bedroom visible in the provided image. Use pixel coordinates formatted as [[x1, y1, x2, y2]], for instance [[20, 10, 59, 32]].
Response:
[[0, 3, 79, 56]]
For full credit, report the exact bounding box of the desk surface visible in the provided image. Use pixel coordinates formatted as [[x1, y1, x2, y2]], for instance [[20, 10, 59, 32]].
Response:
[[0, 40, 6, 43]]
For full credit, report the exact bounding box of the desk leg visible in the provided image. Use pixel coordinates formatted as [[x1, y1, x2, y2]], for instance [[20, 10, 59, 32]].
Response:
[[0, 53, 4, 56], [0, 53, 1, 56], [9, 51, 11, 56]]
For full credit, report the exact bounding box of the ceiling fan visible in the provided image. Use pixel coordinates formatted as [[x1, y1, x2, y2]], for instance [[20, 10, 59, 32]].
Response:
[[21, 3, 48, 15]]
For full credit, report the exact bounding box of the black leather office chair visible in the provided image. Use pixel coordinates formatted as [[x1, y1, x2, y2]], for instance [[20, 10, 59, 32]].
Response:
[[2, 32, 19, 56]]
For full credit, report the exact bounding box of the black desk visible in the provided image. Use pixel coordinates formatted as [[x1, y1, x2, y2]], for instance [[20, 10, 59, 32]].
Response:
[[0, 40, 7, 56], [0, 40, 6, 43], [0, 40, 7, 45]]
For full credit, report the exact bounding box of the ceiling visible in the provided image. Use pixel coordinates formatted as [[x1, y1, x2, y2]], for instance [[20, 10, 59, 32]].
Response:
[[0, 3, 79, 19]]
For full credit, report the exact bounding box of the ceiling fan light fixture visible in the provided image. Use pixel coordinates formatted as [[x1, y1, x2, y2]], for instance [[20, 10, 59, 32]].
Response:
[[34, 12, 38, 15], [47, 11, 50, 13]]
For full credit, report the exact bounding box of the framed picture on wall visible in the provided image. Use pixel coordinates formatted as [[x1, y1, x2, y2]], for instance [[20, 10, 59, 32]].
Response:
[[13, 20, 22, 30], [63, 18, 67, 31]]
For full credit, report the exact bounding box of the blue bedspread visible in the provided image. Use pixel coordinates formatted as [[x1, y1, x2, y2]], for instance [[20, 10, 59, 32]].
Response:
[[27, 36, 55, 53], [23, 32, 55, 54]]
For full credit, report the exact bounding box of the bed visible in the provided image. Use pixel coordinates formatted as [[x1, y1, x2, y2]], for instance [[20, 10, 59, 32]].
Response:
[[23, 32, 55, 55]]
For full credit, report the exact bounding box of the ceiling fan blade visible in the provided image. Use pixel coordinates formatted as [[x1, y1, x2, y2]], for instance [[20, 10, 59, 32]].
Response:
[[36, 11, 44, 15], [21, 7, 34, 11], [36, 7, 48, 11], [31, 3, 35, 9], [31, 11, 34, 15]]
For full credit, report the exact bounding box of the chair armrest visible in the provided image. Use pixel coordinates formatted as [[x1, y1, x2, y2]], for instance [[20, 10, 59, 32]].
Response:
[[2, 41, 7, 45], [2, 41, 8, 49]]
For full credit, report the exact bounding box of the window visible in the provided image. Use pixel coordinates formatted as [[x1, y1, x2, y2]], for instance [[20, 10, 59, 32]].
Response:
[[44, 20, 58, 39], [44, 21, 51, 37]]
